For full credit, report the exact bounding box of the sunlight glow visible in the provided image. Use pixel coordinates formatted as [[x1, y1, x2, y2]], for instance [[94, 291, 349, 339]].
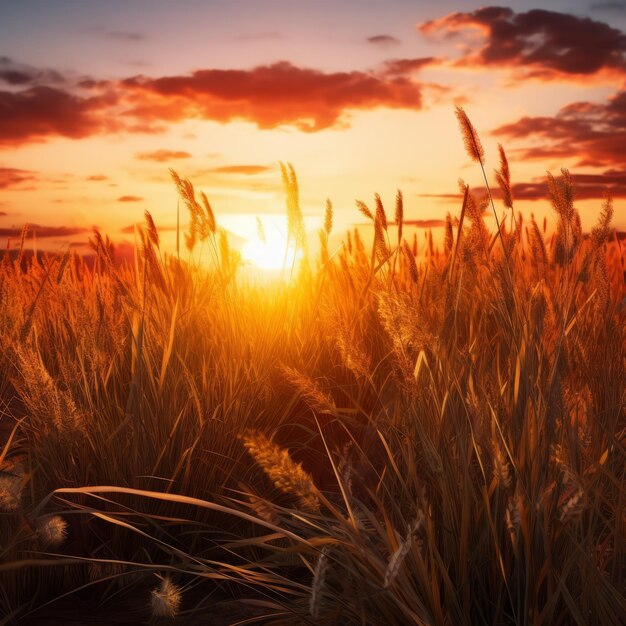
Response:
[[242, 218, 295, 271]]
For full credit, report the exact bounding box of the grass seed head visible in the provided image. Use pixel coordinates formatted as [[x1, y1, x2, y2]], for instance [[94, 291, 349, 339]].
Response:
[[37, 515, 68, 547], [0, 472, 23, 512], [242, 431, 320, 511], [455, 105, 485, 165], [151, 577, 182, 619]]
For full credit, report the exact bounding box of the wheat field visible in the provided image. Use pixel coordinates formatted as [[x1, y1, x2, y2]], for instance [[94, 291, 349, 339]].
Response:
[[0, 112, 624, 625]]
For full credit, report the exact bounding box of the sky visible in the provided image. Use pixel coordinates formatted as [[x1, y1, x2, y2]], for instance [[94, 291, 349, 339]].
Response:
[[1, 0, 625, 262]]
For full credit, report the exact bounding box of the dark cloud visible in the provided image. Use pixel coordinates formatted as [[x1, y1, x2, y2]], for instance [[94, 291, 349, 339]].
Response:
[[122, 61, 427, 132], [86, 174, 109, 181], [0, 85, 118, 146], [419, 7, 626, 78], [493, 89, 626, 167], [423, 169, 626, 203], [0, 57, 66, 86], [0, 167, 38, 189], [0, 224, 89, 238], [590, 2, 626, 11], [117, 195, 143, 202], [136, 149, 192, 162], [367, 35, 401, 47], [208, 165, 271, 175], [510, 170, 626, 200]]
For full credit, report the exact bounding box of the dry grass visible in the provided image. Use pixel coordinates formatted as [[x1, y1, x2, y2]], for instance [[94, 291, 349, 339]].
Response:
[[0, 112, 624, 625]]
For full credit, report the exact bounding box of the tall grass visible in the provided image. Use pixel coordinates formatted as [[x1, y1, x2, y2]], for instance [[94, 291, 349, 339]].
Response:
[[0, 112, 624, 624]]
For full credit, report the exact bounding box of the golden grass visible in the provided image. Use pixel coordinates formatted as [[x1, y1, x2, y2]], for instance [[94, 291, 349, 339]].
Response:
[[0, 112, 624, 624]]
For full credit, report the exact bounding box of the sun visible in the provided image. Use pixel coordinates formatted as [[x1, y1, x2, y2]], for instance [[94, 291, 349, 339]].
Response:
[[242, 219, 295, 271], [242, 239, 287, 271]]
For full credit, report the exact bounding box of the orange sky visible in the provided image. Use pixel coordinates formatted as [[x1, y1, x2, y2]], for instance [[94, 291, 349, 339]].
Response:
[[1, 1, 625, 262]]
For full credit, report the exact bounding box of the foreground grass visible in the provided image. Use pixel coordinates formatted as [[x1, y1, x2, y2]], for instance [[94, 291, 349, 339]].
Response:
[[0, 120, 625, 624]]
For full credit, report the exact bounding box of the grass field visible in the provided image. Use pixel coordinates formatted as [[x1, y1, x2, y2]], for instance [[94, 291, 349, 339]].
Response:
[[0, 113, 624, 624]]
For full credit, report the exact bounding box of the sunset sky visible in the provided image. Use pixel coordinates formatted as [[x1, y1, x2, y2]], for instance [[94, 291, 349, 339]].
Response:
[[1, 0, 625, 260]]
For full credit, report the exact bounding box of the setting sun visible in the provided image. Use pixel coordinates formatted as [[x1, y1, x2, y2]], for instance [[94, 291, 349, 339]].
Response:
[[242, 218, 293, 271]]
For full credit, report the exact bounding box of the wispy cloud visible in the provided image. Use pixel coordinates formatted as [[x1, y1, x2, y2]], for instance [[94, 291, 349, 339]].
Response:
[[0, 223, 89, 238], [117, 195, 143, 202], [136, 149, 192, 162], [403, 219, 446, 227], [85, 26, 145, 42], [207, 165, 271, 175], [381, 57, 439, 76], [0, 167, 39, 189], [119, 223, 176, 233], [106, 31, 145, 41], [366, 35, 401, 47]]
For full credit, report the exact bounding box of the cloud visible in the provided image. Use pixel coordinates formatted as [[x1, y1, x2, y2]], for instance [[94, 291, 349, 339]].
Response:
[[106, 31, 144, 41], [423, 169, 626, 202], [0, 85, 119, 146], [117, 195, 143, 202], [84, 26, 145, 42], [86, 174, 109, 181], [0, 224, 89, 238], [492, 89, 626, 167], [357, 218, 446, 228], [119, 223, 176, 233], [0, 167, 38, 189], [122, 61, 427, 132], [507, 171, 626, 200], [136, 149, 192, 162], [367, 35, 401, 47], [403, 219, 446, 227], [419, 7, 626, 79], [0, 59, 432, 146], [381, 57, 438, 76], [590, 2, 626, 11], [208, 164, 271, 175], [0, 57, 66, 86]]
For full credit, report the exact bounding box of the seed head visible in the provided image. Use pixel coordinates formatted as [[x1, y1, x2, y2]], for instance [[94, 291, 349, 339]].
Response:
[[151, 577, 182, 619], [455, 106, 485, 165], [37, 515, 68, 547]]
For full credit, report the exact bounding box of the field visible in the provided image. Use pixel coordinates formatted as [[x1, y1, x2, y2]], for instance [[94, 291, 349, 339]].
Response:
[[1, 116, 625, 625]]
